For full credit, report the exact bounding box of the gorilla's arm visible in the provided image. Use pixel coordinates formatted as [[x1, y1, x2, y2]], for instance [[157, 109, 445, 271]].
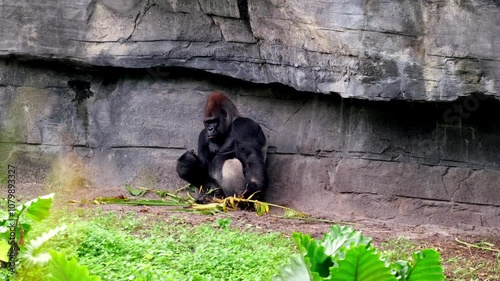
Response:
[[197, 129, 212, 169], [176, 150, 206, 187], [176, 130, 211, 188], [231, 117, 269, 198], [196, 129, 224, 199]]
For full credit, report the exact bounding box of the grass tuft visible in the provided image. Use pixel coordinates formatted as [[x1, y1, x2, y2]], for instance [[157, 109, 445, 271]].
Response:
[[5, 206, 294, 281]]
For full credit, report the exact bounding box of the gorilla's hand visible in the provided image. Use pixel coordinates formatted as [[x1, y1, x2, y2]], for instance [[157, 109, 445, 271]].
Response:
[[244, 182, 262, 199], [195, 185, 224, 204], [195, 193, 210, 204], [179, 149, 197, 163], [176, 150, 206, 187]]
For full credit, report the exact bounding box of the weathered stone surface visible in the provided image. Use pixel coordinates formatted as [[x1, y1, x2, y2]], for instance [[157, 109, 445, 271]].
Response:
[[1, 60, 499, 229], [329, 158, 500, 206], [0, 0, 498, 100]]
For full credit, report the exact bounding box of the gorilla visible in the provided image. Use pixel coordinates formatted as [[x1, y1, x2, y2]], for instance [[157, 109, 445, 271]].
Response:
[[176, 92, 268, 203]]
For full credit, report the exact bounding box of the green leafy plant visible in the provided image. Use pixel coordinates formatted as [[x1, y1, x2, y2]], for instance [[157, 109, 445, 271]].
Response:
[[18, 225, 67, 267], [274, 225, 445, 281], [63, 211, 293, 281], [215, 217, 232, 230], [47, 251, 101, 281], [0, 194, 66, 269]]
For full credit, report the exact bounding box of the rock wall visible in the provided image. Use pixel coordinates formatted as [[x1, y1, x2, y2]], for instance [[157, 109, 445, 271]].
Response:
[[1, 0, 499, 100], [1, 60, 499, 228], [1, 0, 500, 228]]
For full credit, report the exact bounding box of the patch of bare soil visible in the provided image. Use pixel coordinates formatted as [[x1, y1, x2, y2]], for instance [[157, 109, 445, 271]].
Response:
[[12, 183, 500, 280]]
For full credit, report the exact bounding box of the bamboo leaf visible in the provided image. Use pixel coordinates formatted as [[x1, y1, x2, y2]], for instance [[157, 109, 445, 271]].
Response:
[[186, 192, 196, 202], [155, 190, 169, 197], [254, 201, 270, 216], [284, 208, 308, 218], [125, 184, 146, 197], [228, 197, 236, 209], [190, 203, 223, 211], [94, 197, 187, 206]]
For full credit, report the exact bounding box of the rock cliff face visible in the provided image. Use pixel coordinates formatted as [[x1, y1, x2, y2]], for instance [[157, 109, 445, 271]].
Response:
[[1, 0, 499, 228], [1, 0, 499, 100]]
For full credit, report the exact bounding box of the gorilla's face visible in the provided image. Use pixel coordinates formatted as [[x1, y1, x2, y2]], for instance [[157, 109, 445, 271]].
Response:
[[204, 109, 229, 144]]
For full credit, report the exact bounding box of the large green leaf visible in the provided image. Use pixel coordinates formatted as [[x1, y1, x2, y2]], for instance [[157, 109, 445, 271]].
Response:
[[407, 250, 445, 281], [273, 255, 315, 281], [329, 245, 397, 281], [0, 238, 10, 262], [389, 260, 409, 280], [293, 232, 333, 278], [0, 226, 9, 243], [17, 193, 54, 222], [18, 225, 67, 267], [321, 225, 372, 258], [47, 250, 101, 281], [275, 226, 445, 281]]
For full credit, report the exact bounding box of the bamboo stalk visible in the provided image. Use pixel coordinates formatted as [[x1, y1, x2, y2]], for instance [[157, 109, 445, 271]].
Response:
[[455, 237, 500, 253]]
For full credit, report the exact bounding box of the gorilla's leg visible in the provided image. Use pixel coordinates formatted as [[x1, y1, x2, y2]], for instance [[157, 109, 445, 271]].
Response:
[[221, 159, 246, 197], [236, 146, 268, 199], [209, 155, 246, 198], [177, 150, 222, 203]]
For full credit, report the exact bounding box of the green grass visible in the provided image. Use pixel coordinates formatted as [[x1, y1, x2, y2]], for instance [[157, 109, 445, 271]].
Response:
[[379, 236, 500, 281], [3, 197, 499, 281], [379, 236, 423, 262], [4, 207, 295, 281]]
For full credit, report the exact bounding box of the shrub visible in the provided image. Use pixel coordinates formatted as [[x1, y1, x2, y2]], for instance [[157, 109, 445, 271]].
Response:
[[274, 225, 445, 281]]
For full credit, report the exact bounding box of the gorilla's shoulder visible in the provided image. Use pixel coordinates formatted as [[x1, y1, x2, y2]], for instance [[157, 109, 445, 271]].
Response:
[[232, 117, 265, 144]]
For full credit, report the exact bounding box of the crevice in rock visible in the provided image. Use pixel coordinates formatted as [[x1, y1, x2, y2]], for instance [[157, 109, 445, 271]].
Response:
[[86, 0, 97, 24], [2, 56, 499, 121], [109, 145, 187, 150], [339, 191, 500, 208], [0, 141, 190, 151], [451, 170, 473, 200], [428, 53, 500, 63], [0, 84, 69, 90], [237, 0, 249, 19], [283, 98, 308, 126], [208, 15, 225, 41], [68, 79, 93, 148], [126, 0, 155, 41], [68, 80, 94, 104], [441, 167, 451, 196]]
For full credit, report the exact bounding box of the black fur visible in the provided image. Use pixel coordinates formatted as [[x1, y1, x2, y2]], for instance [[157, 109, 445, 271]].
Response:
[[176, 96, 268, 203]]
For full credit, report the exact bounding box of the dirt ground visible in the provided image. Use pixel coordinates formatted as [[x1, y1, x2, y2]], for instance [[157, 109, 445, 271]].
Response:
[[12, 183, 500, 280]]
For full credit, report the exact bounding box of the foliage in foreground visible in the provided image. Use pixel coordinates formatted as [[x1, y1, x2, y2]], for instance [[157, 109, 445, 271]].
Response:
[[0, 194, 57, 262], [0, 194, 104, 281], [0, 194, 67, 277], [47, 251, 101, 281], [69, 214, 292, 281], [274, 225, 445, 281], [1, 205, 295, 281]]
